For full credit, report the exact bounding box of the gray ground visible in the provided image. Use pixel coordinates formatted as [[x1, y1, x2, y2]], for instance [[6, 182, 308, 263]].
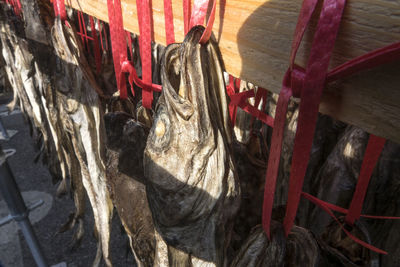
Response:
[[0, 105, 136, 267]]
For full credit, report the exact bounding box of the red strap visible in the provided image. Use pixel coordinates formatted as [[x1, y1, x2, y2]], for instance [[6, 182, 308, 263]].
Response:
[[262, 0, 321, 238], [10, 0, 21, 16], [345, 135, 387, 225], [189, 0, 208, 28], [183, 0, 191, 35], [302, 192, 388, 254], [164, 0, 175, 44], [289, 0, 319, 68], [302, 193, 400, 221], [283, 0, 346, 236], [249, 87, 269, 127], [226, 75, 238, 126], [189, 0, 216, 44], [231, 91, 274, 127], [136, 0, 153, 108], [107, 0, 161, 101], [90, 16, 102, 75], [227, 80, 273, 129], [262, 72, 293, 238], [107, 0, 128, 98], [120, 61, 162, 93], [53, 0, 67, 21], [77, 12, 86, 49], [81, 12, 90, 51], [327, 41, 400, 83]]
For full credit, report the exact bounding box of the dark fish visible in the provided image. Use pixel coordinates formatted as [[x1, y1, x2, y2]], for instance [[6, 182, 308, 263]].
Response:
[[105, 111, 156, 267], [231, 222, 320, 267], [144, 26, 240, 266], [307, 126, 369, 235], [319, 218, 376, 267]]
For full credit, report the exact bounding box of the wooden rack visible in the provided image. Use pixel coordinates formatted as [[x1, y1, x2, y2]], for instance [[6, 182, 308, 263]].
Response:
[[66, 0, 400, 143]]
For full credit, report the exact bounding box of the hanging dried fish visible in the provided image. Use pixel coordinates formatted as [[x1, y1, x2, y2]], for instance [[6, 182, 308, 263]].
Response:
[[306, 126, 369, 235], [144, 26, 240, 266], [105, 110, 156, 267], [51, 17, 113, 266], [231, 222, 320, 267]]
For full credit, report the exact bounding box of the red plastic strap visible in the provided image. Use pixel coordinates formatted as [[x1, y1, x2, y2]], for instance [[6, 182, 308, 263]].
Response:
[[164, 0, 175, 44], [262, 72, 293, 238], [107, 0, 128, 98], [227, 82, 272, 126], [262, 0, 321, 238], [249, 87, 269, 126], [302, 192, 400, 221], [189, 0, 216, 44], [283, 0, 346, 236], [289, 0, 319, 68], [120, 61, 162, 93], [235, 92, 274, 127], [345, 135, 387, 225], [136, 0, 153, 108], [183, 0, 191, 35], [80, 12, 90, 51], [77, 12, 86, 48], [53, 0, 67, 21], [8, 0, 21, 16], [302, 192, 388, 254], [90, 16, 102, 75], [327, 41, 400, 83], [226, 75, 238, 126]]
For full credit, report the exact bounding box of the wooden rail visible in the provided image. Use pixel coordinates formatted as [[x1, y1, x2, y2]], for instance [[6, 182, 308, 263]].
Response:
[[66, 0, 400, 144]]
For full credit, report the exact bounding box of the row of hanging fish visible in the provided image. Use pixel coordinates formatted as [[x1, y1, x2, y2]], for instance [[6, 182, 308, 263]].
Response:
[[1, 1, 400, 266]]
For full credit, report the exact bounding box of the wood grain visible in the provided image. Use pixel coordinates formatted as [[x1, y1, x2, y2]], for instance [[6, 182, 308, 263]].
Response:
[[65, 0, 400, 143]]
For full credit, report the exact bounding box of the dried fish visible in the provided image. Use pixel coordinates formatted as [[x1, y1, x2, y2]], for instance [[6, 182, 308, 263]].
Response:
[[144, 26, 240, 266], [105, 111, 155, 267], [231, 222, 320, 267], [51, 18, 113, 266]]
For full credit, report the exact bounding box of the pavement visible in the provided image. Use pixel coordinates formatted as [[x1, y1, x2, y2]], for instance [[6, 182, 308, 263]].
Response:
[[0, 104, 135, 267]]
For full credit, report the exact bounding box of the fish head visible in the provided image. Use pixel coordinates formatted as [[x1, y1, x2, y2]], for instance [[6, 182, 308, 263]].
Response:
[[144, 26, 233, 189]]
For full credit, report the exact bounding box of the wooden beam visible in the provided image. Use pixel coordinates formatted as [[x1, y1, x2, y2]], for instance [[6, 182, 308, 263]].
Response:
[[66, 0, 400, 144]]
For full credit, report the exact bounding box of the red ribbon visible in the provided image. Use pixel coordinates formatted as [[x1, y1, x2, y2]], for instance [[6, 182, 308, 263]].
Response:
[[189, 0, 217, 44], [345, 135, 387, 225], [283, 0, 347, 237], [262, 0, 321, 238], [183, 0, 191, 35], [107, 0, 128, 98], [53, 0, 67, 21], [136, 0, 154, 108], [302, 192, 388, 254], [7, 0, 21, 16], [164, 0, 175, 44]]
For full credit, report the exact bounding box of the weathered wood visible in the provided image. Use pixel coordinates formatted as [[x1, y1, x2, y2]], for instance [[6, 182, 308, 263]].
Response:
[[65, 0, 400, 144]]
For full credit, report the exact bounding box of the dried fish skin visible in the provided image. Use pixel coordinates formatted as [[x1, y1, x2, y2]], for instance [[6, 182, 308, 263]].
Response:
[[231, 223, 320, 267], [230, 223, 286, 267], [319, 219, 374, 267], [144, 26, 240, 266], [51, 17, 113, 266], [105, 111, 156, 266]]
